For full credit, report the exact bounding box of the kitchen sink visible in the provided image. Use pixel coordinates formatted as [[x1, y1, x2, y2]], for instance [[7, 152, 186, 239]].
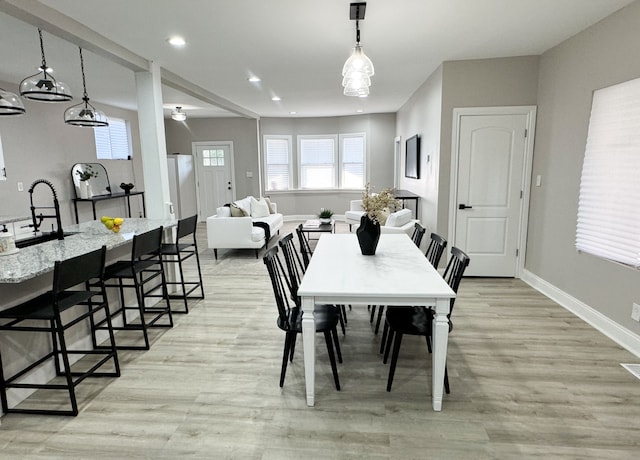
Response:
[[15, 232, 79, 249]]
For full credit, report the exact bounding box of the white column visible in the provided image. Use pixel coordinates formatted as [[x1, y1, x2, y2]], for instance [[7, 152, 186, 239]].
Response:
[[135, 62, 171, 219]]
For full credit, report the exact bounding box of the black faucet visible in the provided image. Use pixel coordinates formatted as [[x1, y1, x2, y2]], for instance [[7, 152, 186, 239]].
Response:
[[28, 179, 64, 240]]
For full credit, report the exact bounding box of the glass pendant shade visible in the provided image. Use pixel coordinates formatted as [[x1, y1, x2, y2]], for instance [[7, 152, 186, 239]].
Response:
[[342, 45, 375, 77], [20, 29, 72, 102], [0, 88, 26, 115], [171, 107, 187, 121], [64, 47, 108, 128], [64, 98, 108, 127]]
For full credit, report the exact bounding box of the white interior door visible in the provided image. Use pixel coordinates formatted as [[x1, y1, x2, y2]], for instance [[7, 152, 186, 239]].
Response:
[[453, 112, 530, 277], [193, 142, 234, 221]]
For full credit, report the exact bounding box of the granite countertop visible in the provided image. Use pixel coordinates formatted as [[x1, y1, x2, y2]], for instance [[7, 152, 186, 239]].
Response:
[[0, 218, 177, 284]]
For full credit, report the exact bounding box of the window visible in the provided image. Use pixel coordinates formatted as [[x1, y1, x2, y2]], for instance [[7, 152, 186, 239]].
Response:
[[94, 117, 131, 160], [262, 132, 366, 191], [340, 133, 365, 189], [576, 77, 640, 268], [298, 135, 337, 189], [202, 149, 225, 166], [264, 135, 292, 190]]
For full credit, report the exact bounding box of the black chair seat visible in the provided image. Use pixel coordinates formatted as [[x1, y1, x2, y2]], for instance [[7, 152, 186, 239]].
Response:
[[278, 307, 341, 334], [385, 306, 435, 336], [0, 291, 96, 320]]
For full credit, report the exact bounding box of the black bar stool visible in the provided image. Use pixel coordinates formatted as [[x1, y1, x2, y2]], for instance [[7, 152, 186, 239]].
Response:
[[159, 215, 205, 314], [96, 227, 173, 350], [0, 246, 120, 416]]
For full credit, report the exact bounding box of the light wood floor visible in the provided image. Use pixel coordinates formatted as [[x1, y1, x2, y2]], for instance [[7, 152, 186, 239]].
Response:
[[0, 221, 639, 459]]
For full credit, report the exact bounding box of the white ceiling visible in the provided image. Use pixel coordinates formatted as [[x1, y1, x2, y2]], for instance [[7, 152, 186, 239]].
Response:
[[0, 0, 635, 119]]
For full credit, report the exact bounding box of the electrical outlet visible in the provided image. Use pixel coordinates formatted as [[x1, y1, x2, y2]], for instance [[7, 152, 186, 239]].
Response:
[[17, 182, 23, 192], [632, 303, 640, 322]]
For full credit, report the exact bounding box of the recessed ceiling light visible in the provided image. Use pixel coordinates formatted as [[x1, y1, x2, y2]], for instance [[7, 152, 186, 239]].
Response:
[[248, 76, 261, 83], [167, 36, 186, 47], [356, 109, 364, 113], [289, 111, 297, 115], [271, 96, 281, 102]]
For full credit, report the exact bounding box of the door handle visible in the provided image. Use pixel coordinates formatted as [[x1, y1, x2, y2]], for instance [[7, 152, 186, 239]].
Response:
[[458, 204, 473, 210]]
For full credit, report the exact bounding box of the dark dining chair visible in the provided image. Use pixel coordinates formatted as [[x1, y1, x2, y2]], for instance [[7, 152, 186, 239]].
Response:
[[411, 222, 426, 248], [383, 246, 470, 393], [263, 246, 341, 390], [425, 232, 447, 269], [278, 233, 346, 335], [295, 224, 314, 269]]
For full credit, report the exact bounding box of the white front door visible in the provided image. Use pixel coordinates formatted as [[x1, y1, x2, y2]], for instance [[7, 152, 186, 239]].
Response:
[[193, 142, 234, 221], [452, 110, 533, 277]]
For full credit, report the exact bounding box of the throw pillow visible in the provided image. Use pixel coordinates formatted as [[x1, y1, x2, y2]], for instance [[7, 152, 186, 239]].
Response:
[[251, 196, 271, 218], [229, 203, 246, 217], [235, 196, 253, 216], [263, 196, 276, 214]]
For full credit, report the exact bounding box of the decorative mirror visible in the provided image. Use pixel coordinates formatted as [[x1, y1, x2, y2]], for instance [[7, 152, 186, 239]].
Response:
[[71, 163, 110, 198]]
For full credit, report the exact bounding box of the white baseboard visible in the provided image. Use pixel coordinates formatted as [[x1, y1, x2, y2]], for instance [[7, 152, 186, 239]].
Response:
[[521, 269, 640, 358]]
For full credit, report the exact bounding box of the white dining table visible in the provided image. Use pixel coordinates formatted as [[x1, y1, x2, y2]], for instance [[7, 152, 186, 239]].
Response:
[[297, 233, 456, 411]]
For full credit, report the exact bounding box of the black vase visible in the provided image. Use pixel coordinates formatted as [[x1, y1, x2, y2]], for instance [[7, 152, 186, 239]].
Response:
[[356, 214, 381, 255]]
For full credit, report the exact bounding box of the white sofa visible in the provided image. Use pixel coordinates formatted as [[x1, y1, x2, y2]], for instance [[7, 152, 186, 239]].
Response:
[[206, 196, 283, 259], [345, 200, 418, 236]]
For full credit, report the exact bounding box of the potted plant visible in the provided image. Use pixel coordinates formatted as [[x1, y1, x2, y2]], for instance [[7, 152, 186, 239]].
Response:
[[357, 184, 400, 255], [318, 208, 334, 224]]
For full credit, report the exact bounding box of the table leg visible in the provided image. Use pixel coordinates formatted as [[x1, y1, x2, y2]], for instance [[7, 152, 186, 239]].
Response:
[[301, 296, 316, 406], [431, 298, 450, 411]]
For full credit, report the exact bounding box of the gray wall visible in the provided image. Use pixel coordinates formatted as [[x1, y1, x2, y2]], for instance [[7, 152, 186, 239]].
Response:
[[527, 1, 640, 333], [175, 113, 397, 217], [396, 56, 539, 237], [164, 117, 260, 200], [0, 79, 143, 226]]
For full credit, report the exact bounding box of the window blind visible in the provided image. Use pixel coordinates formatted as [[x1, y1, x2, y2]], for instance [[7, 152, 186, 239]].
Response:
[[341, 134, 365, 188], [576, 77, 640, 268], [265, 137, 291, 190], [94, 117, 131, 160], [299, 137, 336, 189]]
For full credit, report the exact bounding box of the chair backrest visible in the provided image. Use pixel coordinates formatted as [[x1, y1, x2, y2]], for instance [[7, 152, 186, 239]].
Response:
[[278, 233, 306, 300], [411, 222, 426, 247], [176, 214, 198, 240], [132, 226, 164, 260], [263, 246, 297, 330], [442, 246, 470, 318], [425, 232, 447, 268], [53, 245, 106, 293], [295, 224, 313, 268]]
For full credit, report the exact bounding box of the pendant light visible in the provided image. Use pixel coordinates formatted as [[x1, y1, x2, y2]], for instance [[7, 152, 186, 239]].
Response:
[[20, 29, 72, 102], [0, 88, 25, 115], [64, 48, 108, 127], [342, 2, 374, 97], [171, 106, 187, 121]]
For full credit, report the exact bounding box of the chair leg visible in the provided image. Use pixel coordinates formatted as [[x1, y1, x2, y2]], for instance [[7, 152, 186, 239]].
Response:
[[426, 335, 432, 353], [289, 333, 297, 362], [380, 320, 389, 354], [383, 328, 395, 364], [370, 305, 377, 323], [213, 248, 218, 260], [177, 258, 189, 314], [331, 327, 342, 364], [374, 306, 385, 334], [337, 308, 346, 335], [54, 316, 79, 415], [386, 332, 403, 392], [340, 305, 348, 325], [323, 331, 341, 391], [444, 365, 450, 394], [280, 332, 293, 387]]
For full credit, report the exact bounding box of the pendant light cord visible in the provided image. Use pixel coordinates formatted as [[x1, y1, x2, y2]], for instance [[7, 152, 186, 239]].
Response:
[[78, 47, 89, 101], [38, 29, 48, 72]]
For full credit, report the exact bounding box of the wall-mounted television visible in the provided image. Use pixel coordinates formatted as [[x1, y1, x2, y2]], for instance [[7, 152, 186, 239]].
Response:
[[405, 134, 420, 179]]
